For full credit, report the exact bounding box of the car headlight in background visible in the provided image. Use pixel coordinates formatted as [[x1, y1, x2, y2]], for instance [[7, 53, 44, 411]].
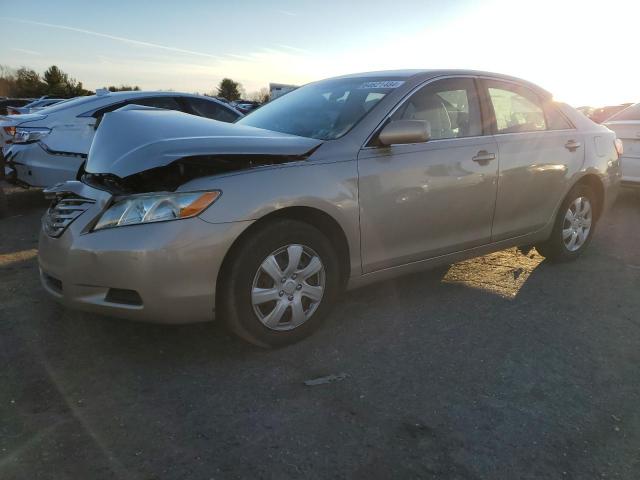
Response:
[[12, 127, 51, 144], [94, 191, 221, 230]]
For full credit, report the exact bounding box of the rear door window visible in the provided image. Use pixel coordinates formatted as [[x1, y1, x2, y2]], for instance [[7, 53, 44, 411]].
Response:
[[486, 82, 546, 134], [184, 97, 240, 122], [131, 96, 182, 110], [92, 96, 182, 118]]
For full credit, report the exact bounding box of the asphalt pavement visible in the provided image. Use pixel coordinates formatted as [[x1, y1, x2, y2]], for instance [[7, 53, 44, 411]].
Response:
[[1, 186, 639, 479]]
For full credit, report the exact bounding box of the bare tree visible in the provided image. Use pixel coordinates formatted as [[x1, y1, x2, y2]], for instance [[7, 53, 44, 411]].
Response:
[[247, 87, 270, 103]]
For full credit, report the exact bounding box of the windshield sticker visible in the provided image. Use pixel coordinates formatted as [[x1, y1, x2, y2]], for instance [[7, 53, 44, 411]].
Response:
[[357, 81, 405, 90]]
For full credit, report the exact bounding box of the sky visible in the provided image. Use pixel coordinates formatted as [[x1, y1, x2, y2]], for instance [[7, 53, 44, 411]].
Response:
[[0, 0, 637, 106]]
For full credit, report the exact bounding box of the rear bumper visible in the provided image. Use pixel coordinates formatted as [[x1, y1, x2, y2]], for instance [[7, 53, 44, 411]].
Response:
[[38, 182, 252, 324], [5, 142, 85, 187], [620, 154, 640, 186]]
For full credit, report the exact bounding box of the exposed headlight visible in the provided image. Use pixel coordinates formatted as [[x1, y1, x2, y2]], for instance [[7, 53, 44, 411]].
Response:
[[13, 127, 51, 144], [94, 191, 221, 230]]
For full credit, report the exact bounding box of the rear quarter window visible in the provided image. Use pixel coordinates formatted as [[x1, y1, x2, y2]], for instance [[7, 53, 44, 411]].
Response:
[[545, 104, 574, 130]]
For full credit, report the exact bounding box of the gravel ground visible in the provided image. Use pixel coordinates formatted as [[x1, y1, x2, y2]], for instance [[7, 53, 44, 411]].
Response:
[[1, 185, 640, 480]]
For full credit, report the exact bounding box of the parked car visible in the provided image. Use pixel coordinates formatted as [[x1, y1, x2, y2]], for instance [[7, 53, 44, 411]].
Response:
[[604, 103, 640, 186], [232, 100, 262, 114], [6, 96, 66, 115], [2, 90, 242, 187], [577, 106, 594, 118], [0, 98, 34, 115], [589, 104, 633, 124], [38, 70, 622, 347]]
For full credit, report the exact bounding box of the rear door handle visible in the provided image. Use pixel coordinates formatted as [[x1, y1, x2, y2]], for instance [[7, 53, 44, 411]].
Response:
[[472, 150, 496, 165], [565, 140, 581, 152]]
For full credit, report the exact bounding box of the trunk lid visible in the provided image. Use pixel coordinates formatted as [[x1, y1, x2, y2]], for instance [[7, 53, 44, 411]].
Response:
[[0, 113, 48, 126]]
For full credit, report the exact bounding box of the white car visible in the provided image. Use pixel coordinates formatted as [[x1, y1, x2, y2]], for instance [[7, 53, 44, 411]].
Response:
[[2, 90, 242, 187], [6, 97, 66, 115], [604, 103, 640, 186]]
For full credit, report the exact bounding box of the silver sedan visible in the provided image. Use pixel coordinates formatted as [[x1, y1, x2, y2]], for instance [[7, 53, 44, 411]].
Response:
[[38, 70, 622, 347]]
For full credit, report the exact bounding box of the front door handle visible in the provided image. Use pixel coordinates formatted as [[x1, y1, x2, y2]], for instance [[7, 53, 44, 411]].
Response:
[[472, 150, 496, 165], [565, 140, 581, 152]]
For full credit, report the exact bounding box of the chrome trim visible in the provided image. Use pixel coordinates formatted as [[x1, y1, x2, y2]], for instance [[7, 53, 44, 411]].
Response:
[[43, 195, 95, 237], [490, 128, 579, 138]]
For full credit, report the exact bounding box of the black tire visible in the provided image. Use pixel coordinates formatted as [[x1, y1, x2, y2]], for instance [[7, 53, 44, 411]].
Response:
[[535, 184, 597, 262], [218, 219, 341, 348]]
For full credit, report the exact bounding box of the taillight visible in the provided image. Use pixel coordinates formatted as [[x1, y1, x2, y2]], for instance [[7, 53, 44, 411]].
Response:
[[614, 138, 624, 157], [3, 126, 16, 144]]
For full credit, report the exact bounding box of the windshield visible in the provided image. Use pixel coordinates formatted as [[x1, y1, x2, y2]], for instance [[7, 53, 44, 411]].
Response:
[[607, 103, 640, 122], [237, 77, 405, 140]]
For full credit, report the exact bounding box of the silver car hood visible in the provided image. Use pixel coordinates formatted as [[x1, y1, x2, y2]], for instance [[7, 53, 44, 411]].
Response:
[[86, 108, 322, 178]]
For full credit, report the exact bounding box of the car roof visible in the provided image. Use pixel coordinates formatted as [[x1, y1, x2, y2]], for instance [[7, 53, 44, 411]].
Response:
[[37, 91, 234, 116], [95, 90, 203, 99], [327, 69, 552, 98]]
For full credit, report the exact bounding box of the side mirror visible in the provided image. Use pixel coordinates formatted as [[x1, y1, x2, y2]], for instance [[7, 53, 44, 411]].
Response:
[[378, 120, 431, 146]]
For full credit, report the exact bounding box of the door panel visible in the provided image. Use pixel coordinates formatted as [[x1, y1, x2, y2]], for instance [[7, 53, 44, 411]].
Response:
[[491, 130, 583, 240], [358, 136, 499, 273], [482, 80, 584, 240], [358, 77, 499, 273]]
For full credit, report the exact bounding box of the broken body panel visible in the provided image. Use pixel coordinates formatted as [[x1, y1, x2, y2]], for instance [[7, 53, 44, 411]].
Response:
[[84, 108, 323, 193]]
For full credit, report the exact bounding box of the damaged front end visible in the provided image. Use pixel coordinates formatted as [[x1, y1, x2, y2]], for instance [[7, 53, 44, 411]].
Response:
[[82, 107, 323, 194], [82, 151, 319, 194]]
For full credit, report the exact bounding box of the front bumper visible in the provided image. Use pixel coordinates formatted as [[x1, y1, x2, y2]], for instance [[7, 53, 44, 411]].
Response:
[[38, 182, 252, 324]]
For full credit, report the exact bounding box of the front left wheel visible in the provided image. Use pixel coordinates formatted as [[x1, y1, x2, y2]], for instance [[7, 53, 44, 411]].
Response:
[[218, 219, 341, 348]]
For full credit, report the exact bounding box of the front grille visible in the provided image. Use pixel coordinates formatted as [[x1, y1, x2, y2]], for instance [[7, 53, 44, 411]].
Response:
[[43, 195, 95, 237]]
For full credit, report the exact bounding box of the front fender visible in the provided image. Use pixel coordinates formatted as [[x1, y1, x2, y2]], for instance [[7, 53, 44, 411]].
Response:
[[187, 159, 361, 274]]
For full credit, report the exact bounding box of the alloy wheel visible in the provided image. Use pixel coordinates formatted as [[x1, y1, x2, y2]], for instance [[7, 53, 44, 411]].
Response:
[[251, 244, 325, 331], [562, 196, 592, 252]]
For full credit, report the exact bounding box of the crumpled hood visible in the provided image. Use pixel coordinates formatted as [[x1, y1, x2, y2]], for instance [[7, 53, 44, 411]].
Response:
[[85, 107, 323, 177]]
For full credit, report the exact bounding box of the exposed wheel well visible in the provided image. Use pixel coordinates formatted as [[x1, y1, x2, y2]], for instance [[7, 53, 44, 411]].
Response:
[[575, 174, 604, 220], [216, 207, 351, 303]]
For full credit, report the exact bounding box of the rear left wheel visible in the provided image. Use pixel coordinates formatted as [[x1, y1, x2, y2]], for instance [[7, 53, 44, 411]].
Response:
[[535, 184, 597, 262]]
